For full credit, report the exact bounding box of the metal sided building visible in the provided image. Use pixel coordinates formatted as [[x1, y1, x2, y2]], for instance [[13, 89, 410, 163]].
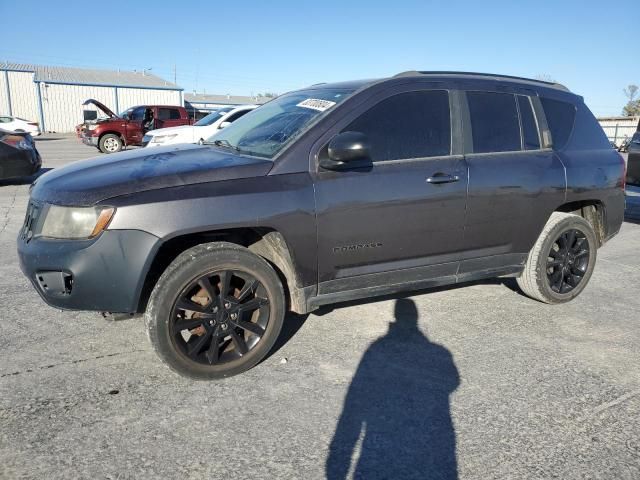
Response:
[[184, 93, 269, 114], [0, 62, 183, 133]]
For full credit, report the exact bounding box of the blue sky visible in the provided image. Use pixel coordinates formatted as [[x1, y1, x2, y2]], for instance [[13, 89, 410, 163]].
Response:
[[1, 0, 638, 116]]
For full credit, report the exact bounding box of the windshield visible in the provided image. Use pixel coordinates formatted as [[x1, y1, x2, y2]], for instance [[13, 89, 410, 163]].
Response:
[[194, 108, 233, 126], [205, 87, 354, 159]]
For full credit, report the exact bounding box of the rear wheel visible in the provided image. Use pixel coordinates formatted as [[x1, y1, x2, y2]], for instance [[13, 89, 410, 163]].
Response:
[[145, 242, 285, 379], [517, 212, 597, 304], [99, 133, 123, 154]]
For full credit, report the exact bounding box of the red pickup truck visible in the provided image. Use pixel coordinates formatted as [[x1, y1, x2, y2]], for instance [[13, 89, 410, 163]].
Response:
[[78, 99, 193, 154]]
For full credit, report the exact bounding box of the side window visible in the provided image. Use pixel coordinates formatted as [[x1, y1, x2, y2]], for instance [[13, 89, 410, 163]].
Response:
[[130, 107, 145, 121], [467, 92, 521, 153], [343, 90, 451, 162], [517, 96, 541, 150], [540, 98, 576, 150], [0, 116, 11, 123], [225, 109, 251, 123], [158, 108, 181, 120]]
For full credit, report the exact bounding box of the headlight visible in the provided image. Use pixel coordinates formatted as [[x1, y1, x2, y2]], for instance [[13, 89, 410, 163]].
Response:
[[151, 134, 178, 144], [40, 205, 115, 239], [87, 124, 99, 131]]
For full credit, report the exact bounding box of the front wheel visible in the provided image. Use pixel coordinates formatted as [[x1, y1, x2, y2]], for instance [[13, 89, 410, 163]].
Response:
[[99, 133, 123, 154], [145, 242, 285, 380], [517, 212, 597, 304]]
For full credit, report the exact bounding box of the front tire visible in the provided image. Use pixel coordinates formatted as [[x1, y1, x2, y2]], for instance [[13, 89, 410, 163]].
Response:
[[517, 212, 597, 304], [145, 242, 285, 380], [99, 133, 123, 154]]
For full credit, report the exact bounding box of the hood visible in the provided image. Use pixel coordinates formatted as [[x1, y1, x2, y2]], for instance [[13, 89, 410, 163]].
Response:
[[30, 144, 273, 206], [83, 98, 118, 118]]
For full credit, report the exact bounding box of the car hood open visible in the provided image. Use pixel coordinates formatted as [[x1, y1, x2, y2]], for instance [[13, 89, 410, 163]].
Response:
[[82, 99, 118, 119], [30, 144, 273, 206]]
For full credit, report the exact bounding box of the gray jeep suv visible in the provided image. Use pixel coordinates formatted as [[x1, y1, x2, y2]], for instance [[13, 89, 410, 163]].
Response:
[[18, 71, 626, 379]]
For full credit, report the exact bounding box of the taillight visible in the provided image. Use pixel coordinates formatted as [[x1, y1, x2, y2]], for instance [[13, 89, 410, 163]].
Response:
[[1, 134, 32, 150]]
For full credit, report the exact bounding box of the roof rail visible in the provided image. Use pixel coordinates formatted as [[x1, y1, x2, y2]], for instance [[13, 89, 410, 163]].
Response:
[[392, 71, 569, 91]]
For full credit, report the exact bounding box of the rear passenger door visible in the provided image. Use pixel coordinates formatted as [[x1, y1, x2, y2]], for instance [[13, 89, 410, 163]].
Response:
[[156, 107, 184, 129], [313, 88, 468, 294], [459, 91, 566, 278]]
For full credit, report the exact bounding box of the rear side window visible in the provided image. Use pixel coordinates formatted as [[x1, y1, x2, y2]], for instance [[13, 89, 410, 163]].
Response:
[[540, 98, 576, 149], [517, 96, 541, 150], [158, 108, 181, 120], [467, 92, 521, 153], [344, 90, 451, 162], [226, 109, 251, 123]]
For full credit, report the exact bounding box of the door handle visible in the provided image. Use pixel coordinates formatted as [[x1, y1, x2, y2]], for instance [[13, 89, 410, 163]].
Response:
[[426, 173, 460, 184]]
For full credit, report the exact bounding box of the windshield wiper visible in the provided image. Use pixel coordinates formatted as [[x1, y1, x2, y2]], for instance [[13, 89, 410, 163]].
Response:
[[201, 138, 241, 151]]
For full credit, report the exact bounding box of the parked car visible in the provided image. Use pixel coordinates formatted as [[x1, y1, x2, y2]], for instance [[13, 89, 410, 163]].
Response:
[[142, 105, 258, 147], [626, 131, 640, 186], [0, 130, 41, 180], [0, 116, 41, 136], [17, 71, 625, 379], [78, 99, 193, 154]]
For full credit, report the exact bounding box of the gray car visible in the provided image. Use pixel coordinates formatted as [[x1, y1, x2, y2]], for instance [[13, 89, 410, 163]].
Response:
[[17, 71, 625, 379]]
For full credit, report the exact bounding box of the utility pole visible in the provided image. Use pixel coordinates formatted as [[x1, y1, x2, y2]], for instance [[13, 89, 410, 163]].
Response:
[[173, 64, 177, 85]]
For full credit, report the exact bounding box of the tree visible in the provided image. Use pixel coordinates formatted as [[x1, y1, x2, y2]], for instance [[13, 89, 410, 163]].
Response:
[[622, 84, 640, 116]]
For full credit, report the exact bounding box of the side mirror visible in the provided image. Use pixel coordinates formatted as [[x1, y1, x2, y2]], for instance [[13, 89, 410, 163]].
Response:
[[219, 121, 231, 129], [320, 131, 372, 171]]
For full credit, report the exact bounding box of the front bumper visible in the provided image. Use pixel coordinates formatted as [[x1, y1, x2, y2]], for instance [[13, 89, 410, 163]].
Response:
[[18, 228, 160, 313], [81, 134, 99, 147]]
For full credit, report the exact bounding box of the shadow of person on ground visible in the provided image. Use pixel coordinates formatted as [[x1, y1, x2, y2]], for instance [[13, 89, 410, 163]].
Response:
[[326, 298, 460, 480]]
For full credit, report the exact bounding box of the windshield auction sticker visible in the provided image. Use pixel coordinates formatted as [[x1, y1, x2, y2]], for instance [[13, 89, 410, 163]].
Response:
[[296, 98, 337, 112]]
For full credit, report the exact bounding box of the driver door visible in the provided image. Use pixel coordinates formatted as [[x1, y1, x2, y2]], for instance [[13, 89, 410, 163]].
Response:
[[312, 89, 468, 295]]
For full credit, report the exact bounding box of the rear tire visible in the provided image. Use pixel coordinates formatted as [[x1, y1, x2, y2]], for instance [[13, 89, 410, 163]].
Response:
[[99, 133, 123, 154], [517, 212, 597, 304], [145, 242, 285, 380]]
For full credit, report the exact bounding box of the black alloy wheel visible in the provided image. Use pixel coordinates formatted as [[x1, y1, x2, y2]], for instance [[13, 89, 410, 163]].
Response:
[[171, 270, 270, 366], [546, 229, 590, 294]]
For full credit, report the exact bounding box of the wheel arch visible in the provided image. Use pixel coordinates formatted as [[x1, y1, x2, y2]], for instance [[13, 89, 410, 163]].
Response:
[[554, 200, 606, 246], [99, 131, 126, 145], [136, 227, 306, 314]]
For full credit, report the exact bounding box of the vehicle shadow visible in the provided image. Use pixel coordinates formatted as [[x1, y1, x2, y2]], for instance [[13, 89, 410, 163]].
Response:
[[326, 298, 459, 480], [0, 167, 53, 187], [264, 312, 309, 361]]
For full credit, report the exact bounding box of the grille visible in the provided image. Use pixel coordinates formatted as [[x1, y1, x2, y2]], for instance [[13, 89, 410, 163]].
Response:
[[21, 201, 41, 243]]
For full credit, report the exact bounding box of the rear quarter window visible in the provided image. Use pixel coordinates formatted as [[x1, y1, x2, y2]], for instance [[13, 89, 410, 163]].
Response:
[[540, 98, 576, 150]]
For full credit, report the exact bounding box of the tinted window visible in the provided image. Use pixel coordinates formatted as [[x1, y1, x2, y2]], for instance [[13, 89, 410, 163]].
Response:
[[158, 108, 181, 120], [540, 98, 576, 149], [344, 90, 451, 162], [518, 96, 540, 150], [226, 109, 251, 123], [130, 107, 145, 121], [467, 92, 521, 153]]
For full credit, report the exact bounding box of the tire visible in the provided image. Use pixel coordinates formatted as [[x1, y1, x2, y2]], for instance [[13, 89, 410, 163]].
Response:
[[517, 212, 598, 304], [145, 242, 285, 380], [99, 133, 123, 154]]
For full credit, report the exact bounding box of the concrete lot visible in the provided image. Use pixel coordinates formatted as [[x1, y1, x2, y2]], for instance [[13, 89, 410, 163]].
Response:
[[1, 135, 639, 479]]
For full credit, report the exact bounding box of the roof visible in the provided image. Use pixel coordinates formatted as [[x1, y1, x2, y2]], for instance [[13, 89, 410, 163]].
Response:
[[185, 93, 270, 106], [0, 62, 181, 90]]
